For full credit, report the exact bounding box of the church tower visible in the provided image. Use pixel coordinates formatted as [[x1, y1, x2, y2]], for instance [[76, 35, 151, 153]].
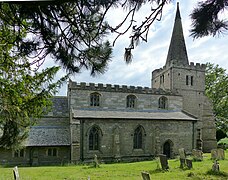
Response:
[[151, 3, 217, 152]]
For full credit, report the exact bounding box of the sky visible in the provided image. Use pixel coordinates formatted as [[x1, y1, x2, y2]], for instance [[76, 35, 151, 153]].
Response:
[[52, 0, 228, 96]]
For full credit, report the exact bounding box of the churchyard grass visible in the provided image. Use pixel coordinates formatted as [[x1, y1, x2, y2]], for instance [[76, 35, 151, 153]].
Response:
[[0, 150, 227, 180]]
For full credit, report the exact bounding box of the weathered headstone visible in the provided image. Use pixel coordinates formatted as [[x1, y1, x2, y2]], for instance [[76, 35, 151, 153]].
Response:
[[212, 160, 220, 172], [192, 149, 203, 161], [217, 148, 225, 160], [211, 149, 218, 160], [180, 158, 185, 169], [179, 148, 186, 159], [94, 154, 100, 168], [13, 166, 19, 180], [211, 148, 225, 160], [179, 148, 187, 168], [141, 171, 151, 180], [186, 159, 193, 169], [159, 154, 169, 170]]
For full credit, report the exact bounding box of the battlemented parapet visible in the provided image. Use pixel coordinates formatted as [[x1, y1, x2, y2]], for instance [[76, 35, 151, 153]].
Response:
[[68, 81, 178, 96], [152, 62, 206, 78]]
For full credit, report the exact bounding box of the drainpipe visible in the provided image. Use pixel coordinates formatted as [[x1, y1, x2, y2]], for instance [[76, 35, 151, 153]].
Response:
[[80, 119, 84, 161], [192, 121, 195, 150]]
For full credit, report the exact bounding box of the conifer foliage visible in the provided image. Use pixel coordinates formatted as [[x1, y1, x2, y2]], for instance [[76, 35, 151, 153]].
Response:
[[0, 25, 67, 149], [190, 0, 228, 38]]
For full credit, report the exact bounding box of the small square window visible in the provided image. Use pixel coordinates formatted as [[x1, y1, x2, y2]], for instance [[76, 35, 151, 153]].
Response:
[[47, 148, 57, 157], [14, 149, 25, 158]]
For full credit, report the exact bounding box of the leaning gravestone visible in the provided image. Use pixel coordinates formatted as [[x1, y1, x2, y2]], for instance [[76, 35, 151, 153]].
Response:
[[94, 154, 100, 168], [211, 149, 218, 160], [179, 148, 186, 168], [141, 171, 151, 180], [13, 166, 20, 180], [211, 148, 225, 160], [192, 149, 203, 161], [179, 148, 186, 159], [186, 159, 193, 169], [159, 154, 169, 170], [217, 148, 225, 160]]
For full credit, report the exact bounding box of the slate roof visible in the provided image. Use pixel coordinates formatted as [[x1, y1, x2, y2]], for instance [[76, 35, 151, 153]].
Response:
[[51, 96, 69, 116], [72, 109, 197, 121], [26, 126, 70, 146]]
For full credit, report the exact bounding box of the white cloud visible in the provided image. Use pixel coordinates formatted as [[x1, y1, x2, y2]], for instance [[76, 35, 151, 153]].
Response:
[[57, 1, 228, 95]]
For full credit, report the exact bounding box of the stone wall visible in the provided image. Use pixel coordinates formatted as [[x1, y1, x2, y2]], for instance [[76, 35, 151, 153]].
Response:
[[77, 118, 194, 162], [0, 146, 70, 166], [68, 82, 183, 111]]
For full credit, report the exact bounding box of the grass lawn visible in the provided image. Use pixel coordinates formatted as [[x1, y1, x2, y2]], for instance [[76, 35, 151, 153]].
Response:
[[0, 150, 228, 180]]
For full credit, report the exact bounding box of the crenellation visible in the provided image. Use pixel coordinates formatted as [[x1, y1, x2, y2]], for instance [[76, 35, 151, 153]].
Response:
[[130, 86, 135, 89], [201, 64, 206, 69], [122, 85, 127, 89], [106, 84, 112, 90], [196, 63, 200, 68], [80, 82, 86, 88], [75, 81, 180, 96], [98, 83, 103, 88], [114, 85, 119, 89]]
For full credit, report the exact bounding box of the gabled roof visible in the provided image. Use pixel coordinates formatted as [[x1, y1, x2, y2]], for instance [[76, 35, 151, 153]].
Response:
[[166, 2, 189, 66], [72, 109, 197, 121]]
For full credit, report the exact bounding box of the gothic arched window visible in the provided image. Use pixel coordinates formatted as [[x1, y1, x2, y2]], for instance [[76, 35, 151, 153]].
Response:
[[126, 95, 136, 108], [90, 92, 101, 107], [158, 96, 168, 109], [89, 126, 100, 150], [133, 126, 144, 149]]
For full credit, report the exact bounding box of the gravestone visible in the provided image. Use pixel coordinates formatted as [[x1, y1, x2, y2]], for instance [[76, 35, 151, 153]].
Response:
[[217, 148, 225, 160], [141, 171, 151, 180], [94, 154, 100, 168], [211, 148, 225, 160], [179, 148, 186, 159], [212, 160, 220, 172], [159, 154, 169, 170], [13, 166, 19, 180], [192, 149, 203, 161], [179, 158, 185, 169], [179, 148, 186, 168], [211, 149, 217, 160], [186, 159, 193, 169]]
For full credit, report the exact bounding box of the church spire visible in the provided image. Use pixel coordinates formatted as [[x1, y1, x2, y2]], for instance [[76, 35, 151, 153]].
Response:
[[165, 2, 189, 66]]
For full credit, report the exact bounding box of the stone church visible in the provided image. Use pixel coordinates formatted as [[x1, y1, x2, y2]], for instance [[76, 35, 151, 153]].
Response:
[[0, 4, 217, 166]]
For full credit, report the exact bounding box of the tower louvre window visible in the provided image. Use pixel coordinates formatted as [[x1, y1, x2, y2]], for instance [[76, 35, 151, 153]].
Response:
[[191, 76, 193, 86], [186, 75, 189, 85], [160, 74, 164, 84]]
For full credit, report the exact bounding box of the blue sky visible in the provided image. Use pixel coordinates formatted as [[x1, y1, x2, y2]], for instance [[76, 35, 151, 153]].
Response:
[[51, 1, 228, 95]]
